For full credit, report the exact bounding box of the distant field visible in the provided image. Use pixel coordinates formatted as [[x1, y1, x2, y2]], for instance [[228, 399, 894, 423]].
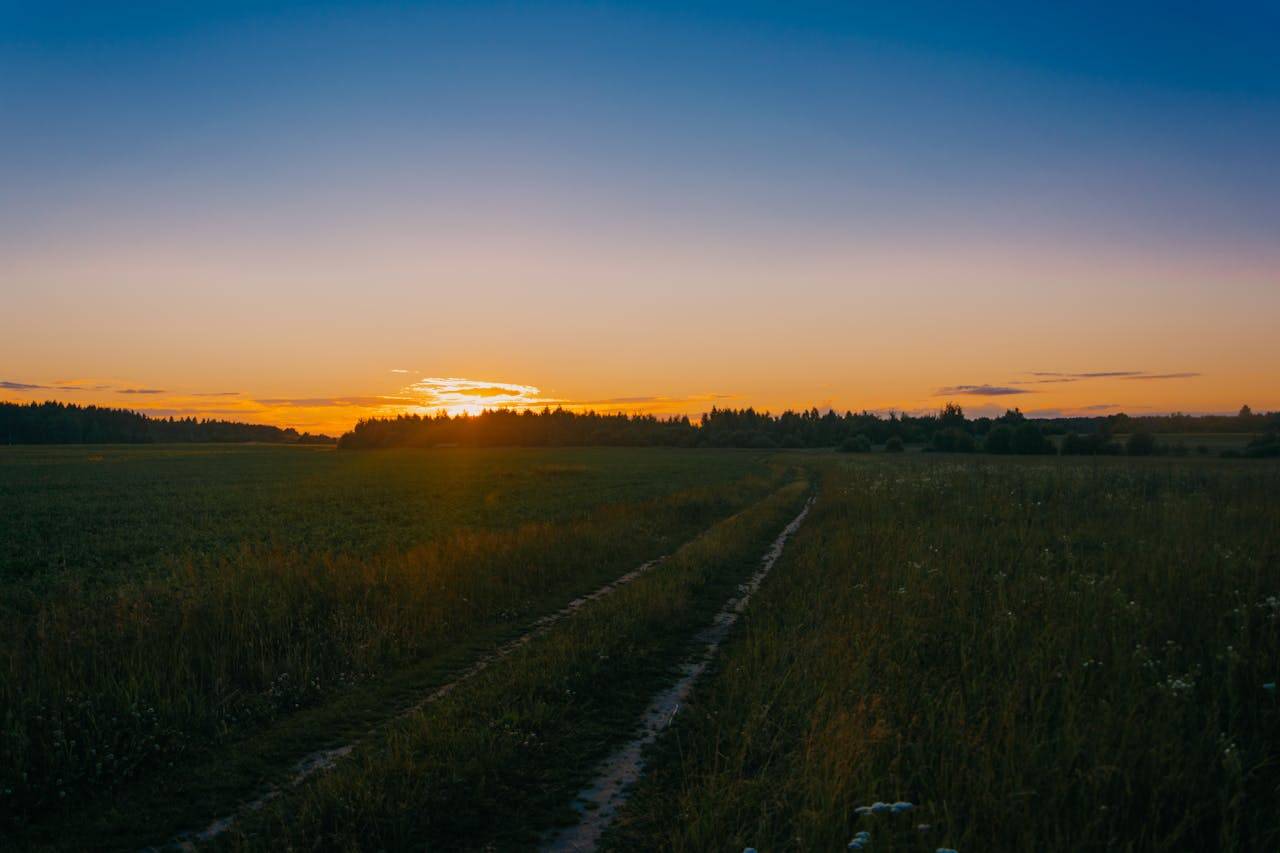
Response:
[[0, 445, 770, 589], [2, 448, 1277, 851]]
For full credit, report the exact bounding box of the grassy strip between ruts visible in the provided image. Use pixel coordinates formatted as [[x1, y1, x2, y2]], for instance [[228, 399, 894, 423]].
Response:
[[220, 478, 813, 851], [3, 466, 788, 848], [603, 455, 1280, 852]]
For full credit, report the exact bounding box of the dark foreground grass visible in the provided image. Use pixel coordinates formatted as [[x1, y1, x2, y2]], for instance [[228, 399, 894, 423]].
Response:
[[1, 447, 781, 844], [222, 480, 813, 851], [606, 455, 1280, 852]]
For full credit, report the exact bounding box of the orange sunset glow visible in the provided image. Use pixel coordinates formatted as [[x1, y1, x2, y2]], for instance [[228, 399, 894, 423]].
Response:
[[3, 2, 1277, 436]]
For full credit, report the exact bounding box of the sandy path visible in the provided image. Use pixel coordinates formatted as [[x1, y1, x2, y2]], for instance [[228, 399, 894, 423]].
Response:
[[541, 497, 814, 852]]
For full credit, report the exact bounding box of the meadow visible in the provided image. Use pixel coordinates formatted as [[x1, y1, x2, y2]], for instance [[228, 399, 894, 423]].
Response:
[[606, 455, 1280, 851], [1, 446, 1276, 851], [0, 445, 786, 847]]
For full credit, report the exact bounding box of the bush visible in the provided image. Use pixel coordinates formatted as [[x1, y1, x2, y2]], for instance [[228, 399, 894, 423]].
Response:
[[1244, 432, 1280, 458], [984, 425, 1014, 454], [1012, 422, 1054, 455], [838, 434, 872, 453], [1126, 431, 1156, 456], [931, 427, 976, 453], [883, 436, 905, 453]]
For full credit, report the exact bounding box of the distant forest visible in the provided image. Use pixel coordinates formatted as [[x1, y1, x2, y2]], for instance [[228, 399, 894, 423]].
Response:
[[0, 401, 334, 445], [339, 404, 1280, 457]]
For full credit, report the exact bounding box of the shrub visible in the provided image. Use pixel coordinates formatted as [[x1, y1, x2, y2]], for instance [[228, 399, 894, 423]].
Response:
[[931, 427, 976, 453], [1126, 431, 1157, 456], [1012, 422, 1054, 455], [1244, 432, 1280, 458], [838, 435, 872, 453], [1060, 433, 1086, 455], [984, 425, 1014, 454], [883, 436, 905, 453]]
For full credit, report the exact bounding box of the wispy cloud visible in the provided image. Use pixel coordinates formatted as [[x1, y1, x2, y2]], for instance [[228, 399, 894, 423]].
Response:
[[1121, 372, 1200, 381], [1, 380, 48, 390], [396, 377, 732, 416], [935, 384, 1032, 396], [119, 388, 166, 394], [1024, 370, 1198, 384], [257, 395, 418, 408], [52, 379, 114, 391], [402, 377, 544, 414], [568, 393, 734, 407], [1030, 371, 1143, 379], [190, 391, 240, 397]]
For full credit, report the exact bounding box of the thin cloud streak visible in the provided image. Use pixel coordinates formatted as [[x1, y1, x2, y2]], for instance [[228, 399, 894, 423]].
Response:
[[1121, 372, 1201, 380], [1024, 370, 1199, 384], [935, 384, 1032, 396], [257, 396, 419, 408]]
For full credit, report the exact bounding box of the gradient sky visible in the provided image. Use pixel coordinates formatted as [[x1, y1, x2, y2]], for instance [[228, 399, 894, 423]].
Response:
[[3, 1, 1278, 434]]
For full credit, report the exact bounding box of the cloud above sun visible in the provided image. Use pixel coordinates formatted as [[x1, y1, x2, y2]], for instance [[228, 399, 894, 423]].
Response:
[[395, 377, 732, 417], [402, 377, 544, 416]]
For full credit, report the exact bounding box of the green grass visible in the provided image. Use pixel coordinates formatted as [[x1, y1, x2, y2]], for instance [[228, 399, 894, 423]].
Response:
[[224, 479, 813, 851], [5, 447, 1277, 852], [605, 454, 1280, 852], [0, 444, 771, 591], [0, 446, 783, 844]]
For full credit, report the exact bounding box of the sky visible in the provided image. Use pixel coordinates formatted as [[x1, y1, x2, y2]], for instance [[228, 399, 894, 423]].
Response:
[[3, 1, 1278, 435]]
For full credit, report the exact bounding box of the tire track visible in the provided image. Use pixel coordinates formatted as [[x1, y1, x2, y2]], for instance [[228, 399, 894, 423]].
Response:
[[159, 553, 674, 849], [541, 496, 814, 852]]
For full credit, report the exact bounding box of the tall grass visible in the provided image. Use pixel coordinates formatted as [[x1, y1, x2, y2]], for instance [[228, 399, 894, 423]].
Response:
[[608, 457, 1280, 851], [226, 479, 812, 851], [1, 470, 783, 828]]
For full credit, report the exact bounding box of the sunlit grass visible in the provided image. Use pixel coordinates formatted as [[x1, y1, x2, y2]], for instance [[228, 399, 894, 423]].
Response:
[[226, 480, 813, 851], [0, 447, 783, 836]]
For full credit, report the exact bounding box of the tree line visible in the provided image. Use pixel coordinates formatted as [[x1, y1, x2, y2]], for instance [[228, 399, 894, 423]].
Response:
[[0, 401, 334, 445], [337, 404, 1280, 457], [6, 399, 1274, 456]]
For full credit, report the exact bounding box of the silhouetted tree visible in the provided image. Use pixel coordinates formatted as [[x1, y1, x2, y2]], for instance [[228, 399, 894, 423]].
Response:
[[0, 401, 332, 445]]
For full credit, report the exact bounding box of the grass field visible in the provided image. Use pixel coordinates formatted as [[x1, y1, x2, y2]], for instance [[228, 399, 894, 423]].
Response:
[[2, 447, 1277, 851], [0, 446, 787, 846], [606, 455, 1280, 851]]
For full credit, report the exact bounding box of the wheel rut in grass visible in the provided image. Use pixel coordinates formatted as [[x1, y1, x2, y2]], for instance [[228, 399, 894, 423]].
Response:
[[541, 496, 814, 853], [159, 493, 794, 851]]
